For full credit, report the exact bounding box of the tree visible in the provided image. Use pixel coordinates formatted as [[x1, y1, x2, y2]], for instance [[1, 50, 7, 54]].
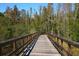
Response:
[[5, 6, 12, 18], [20, 9, 26, 20], [12, 5, 20, 20], [70, 3, 79, 41], [0, 12, 4, 16]]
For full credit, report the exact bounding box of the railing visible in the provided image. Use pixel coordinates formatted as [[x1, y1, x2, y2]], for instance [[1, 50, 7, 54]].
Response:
[[47, 33, 79, 56], [0, 32, 39, 56]]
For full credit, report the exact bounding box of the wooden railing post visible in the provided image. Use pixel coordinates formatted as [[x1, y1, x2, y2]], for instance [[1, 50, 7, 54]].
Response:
[[68, 44, 71, 55], [23, 39, 24, 45], [30, 35, 32, 40], [57, 38, 59, 44], [31, 35, 33, 39], [28, 36, 29, 40], [21, 39, 24, 46], [13, 41, 16, 51], [61, 40, 63, 51]]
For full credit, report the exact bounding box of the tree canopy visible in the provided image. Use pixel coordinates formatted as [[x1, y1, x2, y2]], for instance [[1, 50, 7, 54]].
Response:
[[0, 3, 79, 42]]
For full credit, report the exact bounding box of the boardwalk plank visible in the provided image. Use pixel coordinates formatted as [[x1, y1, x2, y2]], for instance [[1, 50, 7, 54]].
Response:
[[30, 35, 61, 56]]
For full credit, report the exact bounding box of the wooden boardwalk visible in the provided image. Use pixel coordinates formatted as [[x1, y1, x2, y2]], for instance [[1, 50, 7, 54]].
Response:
[[30, 35, 61, 56]]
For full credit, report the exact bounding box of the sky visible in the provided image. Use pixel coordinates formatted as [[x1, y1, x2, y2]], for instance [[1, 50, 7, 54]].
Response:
[[0, 3, 58, 14]]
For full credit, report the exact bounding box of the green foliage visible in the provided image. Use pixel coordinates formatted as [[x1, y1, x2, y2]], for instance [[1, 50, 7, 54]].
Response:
[[0, 16, 12, 41], [0, 6, 29, 41], [0, 12, 4, 16], [1, 3, 79, 42]]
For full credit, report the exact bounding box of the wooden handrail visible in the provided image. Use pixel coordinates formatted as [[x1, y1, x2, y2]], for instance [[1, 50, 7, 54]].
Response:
[[50, 34, 79, 48], [0, 32, 38, 56], [0, 33, 36, 46], [47, 33, 79, 56]]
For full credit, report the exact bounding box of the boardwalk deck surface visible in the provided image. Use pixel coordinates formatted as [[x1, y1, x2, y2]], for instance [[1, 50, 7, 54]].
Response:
[[30, 35, 61, 56]]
